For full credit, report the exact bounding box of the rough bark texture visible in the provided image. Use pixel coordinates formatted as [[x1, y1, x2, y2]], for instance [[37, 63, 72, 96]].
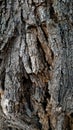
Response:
[[0, 0, 73, 130]]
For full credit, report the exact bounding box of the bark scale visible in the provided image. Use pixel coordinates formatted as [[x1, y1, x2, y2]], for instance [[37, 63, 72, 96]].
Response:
[[0, 0, 73, 130]]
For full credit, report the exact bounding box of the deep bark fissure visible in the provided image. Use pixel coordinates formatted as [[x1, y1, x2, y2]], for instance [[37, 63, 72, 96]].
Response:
[[0, 0, 73, 130], [42, 84, 51, 112]]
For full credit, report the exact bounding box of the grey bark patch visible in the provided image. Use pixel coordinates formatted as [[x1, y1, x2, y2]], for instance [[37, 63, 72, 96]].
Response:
[[0, 0, 73, 130]]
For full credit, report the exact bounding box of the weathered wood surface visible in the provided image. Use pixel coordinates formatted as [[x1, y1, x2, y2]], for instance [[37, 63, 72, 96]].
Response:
[[0, 0, 73, 130]]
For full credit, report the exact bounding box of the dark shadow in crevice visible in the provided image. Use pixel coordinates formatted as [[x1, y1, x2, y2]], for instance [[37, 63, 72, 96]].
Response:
[[0, 58, 2, 65], [42, 84, 51, 112], [8, 127, 12, 130], [0, 68, 6, 91], [49, 3, 55, 19], [48, 118, 52, 130], [0, 1, 3, 6], [70, 113, 73, 118], [36, 114, 42, 130], [49, 2, 58, 22], [19, 57, 34, 113]]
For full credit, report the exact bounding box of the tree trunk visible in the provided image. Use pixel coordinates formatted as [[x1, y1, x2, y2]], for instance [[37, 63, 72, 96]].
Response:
[[0, 0, 73, 130]]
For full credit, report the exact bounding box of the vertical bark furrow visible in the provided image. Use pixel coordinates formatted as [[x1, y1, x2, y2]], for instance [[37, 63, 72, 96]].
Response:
[[0, 0, 73, 130]]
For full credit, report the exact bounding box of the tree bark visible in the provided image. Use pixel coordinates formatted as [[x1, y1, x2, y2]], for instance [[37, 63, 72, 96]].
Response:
[[0, 0, 73, 130]]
